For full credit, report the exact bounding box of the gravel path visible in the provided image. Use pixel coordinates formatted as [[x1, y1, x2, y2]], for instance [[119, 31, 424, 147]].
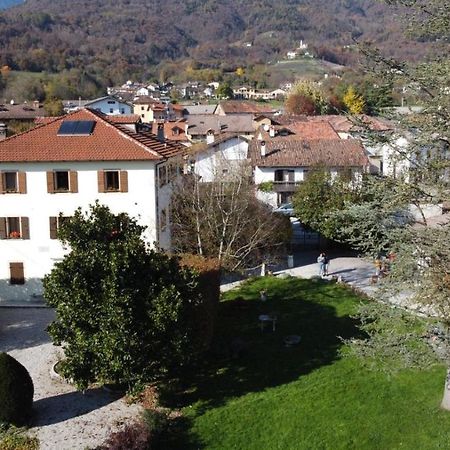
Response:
[[0, 308, 143, 450]]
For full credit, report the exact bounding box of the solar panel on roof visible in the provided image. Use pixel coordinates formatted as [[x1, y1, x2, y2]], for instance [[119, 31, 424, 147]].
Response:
[[58, 120, 96, 136]]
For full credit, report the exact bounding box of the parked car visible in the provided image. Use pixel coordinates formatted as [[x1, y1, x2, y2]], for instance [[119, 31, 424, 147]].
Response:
[[274, 202, 294, 216]]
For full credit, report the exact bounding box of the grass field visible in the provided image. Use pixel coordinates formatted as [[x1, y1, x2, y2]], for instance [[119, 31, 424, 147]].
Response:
[[157, 276, 449, 450], [268, 57, 345, 82]]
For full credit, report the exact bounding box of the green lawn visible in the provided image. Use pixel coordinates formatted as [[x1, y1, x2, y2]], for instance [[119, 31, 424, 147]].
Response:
[[158, 277, 449, 450]]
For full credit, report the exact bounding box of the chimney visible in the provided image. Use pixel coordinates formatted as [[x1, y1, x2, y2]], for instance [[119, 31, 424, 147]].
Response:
[[260, 140, 266, 157], [157, 123, 165, 142], [0, 123, 6, 141], [206, 130, 215, 144], [33, 100, 40, 109], [269, 126, 275, 138]]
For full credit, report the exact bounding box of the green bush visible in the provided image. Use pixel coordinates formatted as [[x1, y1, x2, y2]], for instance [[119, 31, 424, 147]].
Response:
[[0, 424, 39, 450], [0, 353, 34, 426]]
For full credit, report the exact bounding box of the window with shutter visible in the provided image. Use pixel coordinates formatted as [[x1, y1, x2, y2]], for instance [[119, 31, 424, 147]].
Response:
[[49, 216, 70, 239], [105, 171, 120, 191], [10, 262, 25, 285], [98, 170, 105, 193], [18, 172, 27, 194], [1, 171, 19, 193], [120, 171, 128, 192]]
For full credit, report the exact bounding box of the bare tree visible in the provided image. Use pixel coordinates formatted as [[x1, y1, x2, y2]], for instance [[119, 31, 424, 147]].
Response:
[[171, 167, 291, 271]]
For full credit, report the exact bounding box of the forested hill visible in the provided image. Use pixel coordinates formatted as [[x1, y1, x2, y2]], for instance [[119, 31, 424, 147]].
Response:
[[0, 0, 23, 9], [0, 0, 435, 84]]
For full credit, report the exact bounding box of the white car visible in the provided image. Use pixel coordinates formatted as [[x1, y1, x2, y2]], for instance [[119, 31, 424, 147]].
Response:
[[274, 203, 294, 216]]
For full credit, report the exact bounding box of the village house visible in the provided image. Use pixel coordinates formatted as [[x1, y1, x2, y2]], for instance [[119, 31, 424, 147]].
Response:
[[83, 95, 132, 115], [249, 131, 369, 207], [151, 120, 190, 145], [185, 114, 255, 143], [186, 134, 250, 182], [133, 98, 185, 123], [233, 87, 286, 101], [0, 101, 48, 130], [0, 108, 184, 302]]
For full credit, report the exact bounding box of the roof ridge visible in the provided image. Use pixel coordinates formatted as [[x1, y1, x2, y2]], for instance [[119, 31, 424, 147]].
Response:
[[86, 109, 163, 159]]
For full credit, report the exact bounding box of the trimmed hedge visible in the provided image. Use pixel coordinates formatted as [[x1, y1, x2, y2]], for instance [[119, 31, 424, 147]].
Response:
[[0, 353, 34, 425]]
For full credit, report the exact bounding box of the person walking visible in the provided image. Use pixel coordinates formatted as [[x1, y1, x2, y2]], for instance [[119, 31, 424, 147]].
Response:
[[323, 253, 330, 276], [317, 253, 325, 277]]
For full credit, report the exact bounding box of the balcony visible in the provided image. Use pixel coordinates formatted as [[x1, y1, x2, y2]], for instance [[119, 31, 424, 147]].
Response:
[[272, 181, 302, 193]]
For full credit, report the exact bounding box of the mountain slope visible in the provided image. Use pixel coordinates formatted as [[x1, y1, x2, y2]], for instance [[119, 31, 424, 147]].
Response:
[[0, 0, 434, 83], [0, 0, 23, 9]]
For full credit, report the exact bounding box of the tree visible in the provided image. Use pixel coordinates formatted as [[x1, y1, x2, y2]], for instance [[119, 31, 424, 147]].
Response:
[[285, 80, 329, 115], [171, 168, 291, 271], [331, 0, 450, 409], [216, 82, 234, 99], [343, 85, 366, 114], [44, 97, 64, 116], [44, 203, 204, 392]]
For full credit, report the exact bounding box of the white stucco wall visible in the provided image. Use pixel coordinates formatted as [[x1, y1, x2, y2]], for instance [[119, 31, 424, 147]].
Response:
[[0, 160, 159, 301], [253, 166, 307, 184], [194, 138, 248, 182]]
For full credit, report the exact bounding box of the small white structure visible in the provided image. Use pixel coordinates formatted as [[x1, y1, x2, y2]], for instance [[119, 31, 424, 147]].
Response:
[[0, 108, 184, 302]]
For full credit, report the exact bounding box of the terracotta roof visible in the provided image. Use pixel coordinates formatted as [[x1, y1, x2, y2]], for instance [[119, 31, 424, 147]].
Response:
[[0, 108, 184, 162], [34, 116, 63, 125], [280, 122, 340, 140], [107, 114, 141, 124], [0, 103, 48, 120], [249, 138, 369, 168], [218, 101, 277, 115], [186, 114, 254, 135], [151, 120, 189, 142]]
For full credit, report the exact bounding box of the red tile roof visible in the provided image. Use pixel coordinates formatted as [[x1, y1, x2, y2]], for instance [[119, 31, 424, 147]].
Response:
[[249, 138, 369, 168], [218, 101, 277, 115], [279, 122, 340, 140], [107, 114, 141, 124], [151, 120, 189, 142], [0, 108, 184, 162], [34, 116, 63, 125], [308, 115, 392, 132]]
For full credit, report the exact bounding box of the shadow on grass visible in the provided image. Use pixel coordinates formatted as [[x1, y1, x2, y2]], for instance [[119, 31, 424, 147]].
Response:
[[160, 277, 363, 423]]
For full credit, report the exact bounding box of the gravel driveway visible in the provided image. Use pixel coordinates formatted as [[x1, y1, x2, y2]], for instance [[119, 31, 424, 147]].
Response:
[[0, 308, 143, 450]]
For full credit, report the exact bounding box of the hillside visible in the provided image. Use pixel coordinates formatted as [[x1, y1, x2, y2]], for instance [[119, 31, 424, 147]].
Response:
[[0, 0, 23, 9], [0, 0, 436, 84]]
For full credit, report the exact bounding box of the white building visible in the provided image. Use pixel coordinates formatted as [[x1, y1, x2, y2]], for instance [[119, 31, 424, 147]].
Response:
[[84, 96, 132, 115], [249, 136, 369, 207], [187, 134, 249, 182], [0, 108, 184, 302]]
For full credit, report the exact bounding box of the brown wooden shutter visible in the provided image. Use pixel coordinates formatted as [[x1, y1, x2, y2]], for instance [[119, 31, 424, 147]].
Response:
[[120, 170, 128, 193], [0, 217, 6, 239], [10, 262, 25, 285], [0, 172, 4, 194], [49, 217, 58, 239], [47, 171, 55, 193], [20, 217, 30, 239], [70, 171, 78, 193], [98, 170, 105, 193], [18, 172, 27, 194]]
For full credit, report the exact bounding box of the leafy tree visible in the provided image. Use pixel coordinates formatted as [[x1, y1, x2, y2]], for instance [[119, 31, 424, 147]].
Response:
[[216, 82, 234, 99], [285, 81, 329, 115], [44, 203, 204, 392], [44, 97, 64, 116], [343, 85, 366, 114], [331, 0, 450, 408], [292, 166, 367, 242]]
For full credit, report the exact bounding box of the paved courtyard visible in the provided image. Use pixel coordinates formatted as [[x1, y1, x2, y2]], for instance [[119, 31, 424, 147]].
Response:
[[0, 308, 142, 450]]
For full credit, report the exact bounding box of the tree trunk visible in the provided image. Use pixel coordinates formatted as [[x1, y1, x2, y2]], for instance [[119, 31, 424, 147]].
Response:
[[441, 368, 450, 410]]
